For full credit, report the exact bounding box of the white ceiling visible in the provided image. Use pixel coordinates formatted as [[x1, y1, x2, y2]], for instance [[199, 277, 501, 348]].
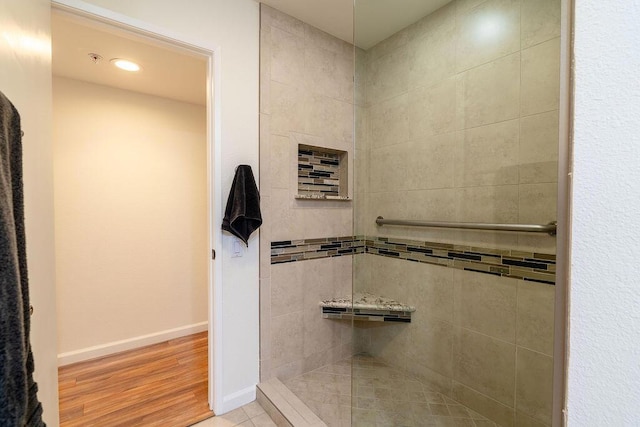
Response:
[[51, 0, 451, 104], [52, 11, 207, 106], [259, 0, 452, 50]]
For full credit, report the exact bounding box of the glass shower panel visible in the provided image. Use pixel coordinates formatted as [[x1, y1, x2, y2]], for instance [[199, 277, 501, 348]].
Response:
[[352, 1, 561, 426]]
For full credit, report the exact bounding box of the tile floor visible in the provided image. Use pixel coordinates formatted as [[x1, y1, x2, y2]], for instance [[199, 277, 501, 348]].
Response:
[[284, 355, 498, 427], [191, 401, 276, 427]]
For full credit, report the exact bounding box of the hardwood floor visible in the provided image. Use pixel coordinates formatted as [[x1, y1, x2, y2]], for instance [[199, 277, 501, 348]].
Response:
[[58, 331, 214, 426]]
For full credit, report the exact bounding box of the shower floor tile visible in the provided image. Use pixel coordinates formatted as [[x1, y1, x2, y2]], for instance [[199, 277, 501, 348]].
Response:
[[283, 356, 497, 427]]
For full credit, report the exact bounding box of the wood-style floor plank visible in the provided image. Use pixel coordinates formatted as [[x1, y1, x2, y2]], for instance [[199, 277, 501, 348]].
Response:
[[58, 331, 213, 426]]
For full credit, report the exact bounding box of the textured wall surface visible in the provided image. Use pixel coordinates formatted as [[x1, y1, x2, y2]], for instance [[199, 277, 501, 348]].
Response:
[[569, 1, 640, 425]]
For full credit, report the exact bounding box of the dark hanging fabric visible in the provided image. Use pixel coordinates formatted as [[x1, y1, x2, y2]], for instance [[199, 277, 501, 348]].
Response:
[[222, 165, 262, 246], [0, 91, 45, 427]]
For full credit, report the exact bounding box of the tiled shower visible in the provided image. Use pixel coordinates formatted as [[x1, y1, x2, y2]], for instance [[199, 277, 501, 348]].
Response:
[[260, 0, 560, 425]]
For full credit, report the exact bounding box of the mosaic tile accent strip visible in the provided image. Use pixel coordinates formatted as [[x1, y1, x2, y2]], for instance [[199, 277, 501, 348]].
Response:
[[298, 146, 342, 197], [270, 236, 365, 264], [271, 235, 556, 285], [321, 307, 413, 323], [366, 236, 556, 285]]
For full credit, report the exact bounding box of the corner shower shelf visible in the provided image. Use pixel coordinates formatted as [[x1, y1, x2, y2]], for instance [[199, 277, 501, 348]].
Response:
[[320, 292, 415, 323]]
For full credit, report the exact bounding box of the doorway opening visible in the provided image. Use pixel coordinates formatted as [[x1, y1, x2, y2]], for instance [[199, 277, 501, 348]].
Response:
[[51, 3, 219, 423]]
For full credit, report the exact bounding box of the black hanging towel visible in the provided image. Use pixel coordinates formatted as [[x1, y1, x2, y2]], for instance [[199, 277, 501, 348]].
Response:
[[0, 90, 46, 426], [222, 165, 262, 246]]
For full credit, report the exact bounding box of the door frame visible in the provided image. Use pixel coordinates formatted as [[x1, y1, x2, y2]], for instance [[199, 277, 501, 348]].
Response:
[[51, 0, 224, 413]]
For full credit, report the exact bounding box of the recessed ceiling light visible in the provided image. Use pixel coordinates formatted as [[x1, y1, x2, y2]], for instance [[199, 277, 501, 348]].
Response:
[[110, 58, 141, 72]]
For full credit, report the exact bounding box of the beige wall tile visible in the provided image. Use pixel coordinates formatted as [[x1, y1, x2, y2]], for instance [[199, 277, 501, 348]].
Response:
[[259, 196, 271, 279], [518, 183, 558, 224], [271, 261, 304, 317], [456, 0, 521, 72], [367, 255, 409, 298], [271, 359, 304, 382], [367, 323, 411, 368], [260, 25, 271, 114], [408, 77, 457, 138], [353, 327, 371, 355], [355, 48, 368, 107], [369, 145, 407, 193], [366, 46, 409, 104], [407, 357, 454, 396], [259, 113, 271, 197], [353, 254, 372, 293], [407, 132, 457, 190], [460, 52, 520, 129], [516, 410, 550, 427], [521, 0, 561, 48], [516, 233, 557, 255], [262, 4, 304, 38], [270, 25, 305, 88], [406, 261, 455, 323], [408, 7, 456, 89], [270, 81, 306, 137], [452, 381, 515, 427], [302, 258, 350, 357], [311, 207, 354, 240], [269, 188, 299, 241], [408, 1, 456, 42], [271, 310, 304, 368], [304, 94, 353, 142], [353, 190, 368, 235], [367, 191, 409, 238], [455, 119, 520, 187], [305, 44, 353, 103], [406, 188, 458, 226], [455, 0, 491, 17], [408, 318, 454, 377], [517, 280, 555, 356], [454, 270, 517, 342], [260, 277, 272, 362], [304, 23, 352, 58], [355, 104, 369, 150], [453, 327, 516, 406], [369, 93, 409, 149], [260, 357, 272, 382], [456, 185, 519, 223], [333, 255, 353, 296], [521, 37, 560, 116], [368, 27, 408, 61], [354, 148, 369, 194], [516, 347, 553, 425], [260, 6, 357, 386], [303, 308, 341, 359], [519, 110, 559, 184], [270, 134, 290, 189]]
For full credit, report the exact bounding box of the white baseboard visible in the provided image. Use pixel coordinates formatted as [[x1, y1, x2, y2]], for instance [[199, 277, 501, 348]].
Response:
[[57, 321, 208, 366], [220, 385, 257, 414]]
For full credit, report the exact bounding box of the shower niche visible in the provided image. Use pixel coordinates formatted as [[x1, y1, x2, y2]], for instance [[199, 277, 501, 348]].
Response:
[[295, 144, 350, 200]]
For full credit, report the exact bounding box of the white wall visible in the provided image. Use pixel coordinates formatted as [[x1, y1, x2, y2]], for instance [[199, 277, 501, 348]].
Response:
[[53, 76, 208, 360], [569, 1, 640, 425], [0, 0, 59, 425], [63, 0, 261, 412]]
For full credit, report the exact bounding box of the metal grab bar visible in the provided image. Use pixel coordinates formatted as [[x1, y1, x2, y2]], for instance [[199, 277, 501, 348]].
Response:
[[376, 216, 557, 236]]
